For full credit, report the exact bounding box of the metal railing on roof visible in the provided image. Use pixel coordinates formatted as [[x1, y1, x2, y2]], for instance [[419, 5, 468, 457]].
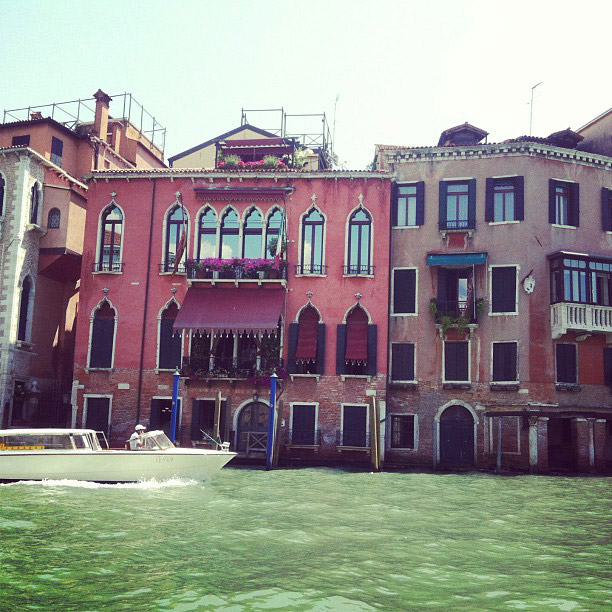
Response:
[[3, 92, 166, 153]]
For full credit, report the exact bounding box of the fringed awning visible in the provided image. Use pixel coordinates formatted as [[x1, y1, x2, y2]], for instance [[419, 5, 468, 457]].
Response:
[[173, 288, 284, 335], [295, 306, 319, 361], [345, 307, 368, 363]]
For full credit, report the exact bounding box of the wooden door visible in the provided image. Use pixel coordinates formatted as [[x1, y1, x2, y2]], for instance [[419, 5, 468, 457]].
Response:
[[439, 405, 474, 468]]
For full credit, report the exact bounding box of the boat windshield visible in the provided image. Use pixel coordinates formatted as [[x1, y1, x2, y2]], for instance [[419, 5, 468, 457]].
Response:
[[0, 433, 74, 450], [142, 432, 175, 450]]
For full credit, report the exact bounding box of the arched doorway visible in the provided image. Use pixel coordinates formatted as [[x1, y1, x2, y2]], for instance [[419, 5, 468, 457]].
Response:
[[236, 401, 269, 454], [439, 405, 475, 468]]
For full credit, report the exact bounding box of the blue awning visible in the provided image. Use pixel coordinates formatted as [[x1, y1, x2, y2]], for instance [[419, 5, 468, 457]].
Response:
[[426, 252, 487, 266]]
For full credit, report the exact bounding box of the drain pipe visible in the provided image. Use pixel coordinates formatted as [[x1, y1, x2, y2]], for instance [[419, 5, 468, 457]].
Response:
[[135, 178, 157, 424]]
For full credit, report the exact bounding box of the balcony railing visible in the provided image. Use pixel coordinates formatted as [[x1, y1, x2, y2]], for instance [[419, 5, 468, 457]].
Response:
[[286, 429, 321, 446], [159, 262, 186, 274], [92, 261, 123, 273], [551, 302, 612, 339], [335, 429, 370, 448], [181, 356, 283, 380], [186, 259, 287, 281], [295, 264, 326, 275], [432, 299, 478, 324], [344, 264, 375, 276]]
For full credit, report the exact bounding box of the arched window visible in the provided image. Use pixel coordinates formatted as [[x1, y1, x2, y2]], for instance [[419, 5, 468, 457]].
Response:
[[47, 207, 61, 229], [0, 173, 5, 216], [158, 302, 182, 370], [29, 183, 40, 225], [164, 205, 188, 272], [242, 208, 263, 258], [89, 301, 116, 368], [265, 208, 283, 258], [17, 276, 32, 342], [301, 208, 324, 274], [219, 208, 239, 259], [197, 207, 217, 259], [98, 205, 123, 272], [347, 208, 372, 274]]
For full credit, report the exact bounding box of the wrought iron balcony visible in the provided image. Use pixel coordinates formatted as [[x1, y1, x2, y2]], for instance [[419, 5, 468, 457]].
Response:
[[551, 302, 612, 339], [431, 298, 480, 325], [92, 261, 123, 273], [159, 262, 186, 274], [344, 264, 375, 276], [286, 429, 321, 446], [185, 259, 287, 282], [295, 264, 326, 275], [335, 429, 370, 448], [181, 356, 283, 380]]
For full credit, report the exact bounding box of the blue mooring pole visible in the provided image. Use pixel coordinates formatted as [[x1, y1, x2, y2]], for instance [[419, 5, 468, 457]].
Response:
[[266, 373, 278, 470], [170, 367, 180, 444]]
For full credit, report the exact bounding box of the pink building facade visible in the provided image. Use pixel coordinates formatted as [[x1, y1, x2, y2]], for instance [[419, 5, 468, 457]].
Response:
[[72, 168, 391, 464]]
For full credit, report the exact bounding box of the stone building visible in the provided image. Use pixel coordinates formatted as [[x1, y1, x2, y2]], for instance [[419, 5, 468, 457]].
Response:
[[375, 118, 612, 474], [0, 90, 165, 428]]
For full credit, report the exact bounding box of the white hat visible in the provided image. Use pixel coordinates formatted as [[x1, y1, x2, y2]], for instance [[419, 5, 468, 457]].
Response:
[[135, 424, 146, 431]]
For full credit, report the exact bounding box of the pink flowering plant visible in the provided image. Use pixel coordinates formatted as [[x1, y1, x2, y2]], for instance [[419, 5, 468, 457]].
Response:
[[189, 257, 286, 279], [217, 155, 287, 170]]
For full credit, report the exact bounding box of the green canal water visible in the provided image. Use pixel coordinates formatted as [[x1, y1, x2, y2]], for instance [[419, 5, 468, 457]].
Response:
[[1, 469, 610, 611]]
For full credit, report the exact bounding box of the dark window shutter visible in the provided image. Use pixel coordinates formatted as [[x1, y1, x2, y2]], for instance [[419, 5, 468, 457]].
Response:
[[438, 181, 448, 230], [159, 319, 181, 369], [601, 188, 611, 231], [569, 182, 580, 227], [85, 397, 110, 436], [549, 179, 556, 223], [485, 178, 494, 222], [191, 399, 202, 440], [415, 181, 425, 226], [292, 405, 316, 438], [493, 343, 517, 381], [556, 344, 577, 384], [315, 324, 326, 375], [366, 324, 377, 376], [515, 176, 525, 221], [456, 342, 469, 380], [491, 267, 516, 313], [393, 269, 416, 313], [437, 268, 447, 311], [149, 399, 162, 430], [467, 179, 477, 229], [336, 324, 347, 374], [392, 343, 414, 380], [604, 347, 612, 386], [90, 318, 114, 368], [391, 183, 398, 226], [287, 323, 299, 374], [445, 342, 468, 381]]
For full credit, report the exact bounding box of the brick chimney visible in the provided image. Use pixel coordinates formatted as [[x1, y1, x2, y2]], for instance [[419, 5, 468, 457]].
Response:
[[30, 111, 43, 120], [93, 89, 112, 142]]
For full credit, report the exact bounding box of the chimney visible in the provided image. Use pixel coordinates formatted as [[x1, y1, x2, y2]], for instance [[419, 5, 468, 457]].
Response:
[[30, 111, 43, 120], [93, 89, 112, 142]]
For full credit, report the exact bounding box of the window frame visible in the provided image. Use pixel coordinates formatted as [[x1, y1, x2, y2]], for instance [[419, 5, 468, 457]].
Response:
[[87, 299, 117, 370], [50, 136, 63, 166], [491, 341, 519, 383], [345, 206, 373, 275], [242, 206, 264, 259], [298, 206, 326, 275], [388, 413, 417, 450], [555, 342, 578, 384], [549, 179, 579, 228], [393, 182, 424, 228], [218, 206, 240, 260], [391, 267, 418, 316], [95, 203, 124, 273], [17, 275, 34, 343], [439, 178, 476, 231], [340, 402, 369, 447], [82, 394, 113, 437], [47, 207, 61, 229], [162, 204, 189, 273], [196, 206, 217, 261], [29, 182, 41, 226], [265, 207, 284, 259], [443, 340, 471, 383], [289, 402, 319, 445], [157, 300, 183, 371], [489, 265, 519, 315], [390, 342, 416, 382]]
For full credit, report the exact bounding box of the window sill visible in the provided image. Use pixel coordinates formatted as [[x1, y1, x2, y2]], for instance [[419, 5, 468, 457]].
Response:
[[389, 446, 417, 451], [606, 231, 612, 235], [392, 225, 421, 230], [488, 220, 520, 226], [26, 223, 47, 236], [294, 273, 327, 278], [92, 270, 123, 275], [156, 368, 179, 374], [551, 224, 577, 230], [342, 274, 374, 279], [443, 382, 471, 390], [440, 228, 474, 238], [340, 374, 371, 382], [159, 271, 186, 276], [490, 383, 520, 391], [489, 311, 518, 316], [286, 444, 320, 450], [336, 445, 371, 453], [391, 312, 418, 317], [86, 368, 114, 373], [15, 341, 35, 352], [555, 383, 581, 392], [289, 374, 320, 381], [390, 381, 418, 390]]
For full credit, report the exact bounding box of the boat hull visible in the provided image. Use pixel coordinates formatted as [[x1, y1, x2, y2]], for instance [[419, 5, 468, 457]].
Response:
[[0, 449, 236, 483]]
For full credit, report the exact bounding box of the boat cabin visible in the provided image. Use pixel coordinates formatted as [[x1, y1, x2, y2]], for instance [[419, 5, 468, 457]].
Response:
[[0, 429, 104, 451]]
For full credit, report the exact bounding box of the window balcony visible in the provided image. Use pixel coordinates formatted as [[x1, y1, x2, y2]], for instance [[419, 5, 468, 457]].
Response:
[[343, 264, 375, 276], [92, 261, 123, 273], [430, 298, 483, 326], [180, 356, 283, 381], [186, 258, 287, 284], [285, 429, 322, 447], [551, 302, 612, 339], [159, 262, 186, 274], [295, 264, 326, 275]]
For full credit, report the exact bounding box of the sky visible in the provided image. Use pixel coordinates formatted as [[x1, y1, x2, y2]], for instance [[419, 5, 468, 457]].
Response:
[[0, 0, 610, 169]]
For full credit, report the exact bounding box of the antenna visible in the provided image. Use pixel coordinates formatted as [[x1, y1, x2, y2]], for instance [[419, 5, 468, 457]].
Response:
[[332, 94, 339, 164], [529, 82, 542, 136]]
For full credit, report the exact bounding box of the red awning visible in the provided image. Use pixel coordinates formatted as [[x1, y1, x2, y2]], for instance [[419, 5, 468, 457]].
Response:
[[345, 307, 368, 363], [295, 306, 319, 361], [173, 288, 285, 335]]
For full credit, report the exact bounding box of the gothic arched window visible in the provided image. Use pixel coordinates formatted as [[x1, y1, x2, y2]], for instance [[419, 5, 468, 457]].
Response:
[[300, 208, 324, 274], [197, 207, 217, 259], [347, 208, 372, 275], [98, 205, 123, 272], [47, 207, 61, 229], [89, 301, 116, 368], [242, 208, 263, 258], [219, 208, 240, 259]]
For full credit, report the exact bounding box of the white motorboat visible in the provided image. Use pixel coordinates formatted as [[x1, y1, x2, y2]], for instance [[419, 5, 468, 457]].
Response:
[[0, 429, 236, 483]]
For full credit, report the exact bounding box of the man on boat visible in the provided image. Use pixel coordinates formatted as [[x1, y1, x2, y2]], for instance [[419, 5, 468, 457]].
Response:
[[128, 424, 146, 450]]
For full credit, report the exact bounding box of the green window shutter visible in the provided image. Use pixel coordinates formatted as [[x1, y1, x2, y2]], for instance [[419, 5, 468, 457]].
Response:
[[315, 324, 326, 375], [467, 179, 477, 229], [438, 181, 448, 230]]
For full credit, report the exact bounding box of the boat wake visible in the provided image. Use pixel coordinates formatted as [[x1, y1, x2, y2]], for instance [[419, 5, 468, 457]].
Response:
[[0, 478, 200, 489]]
